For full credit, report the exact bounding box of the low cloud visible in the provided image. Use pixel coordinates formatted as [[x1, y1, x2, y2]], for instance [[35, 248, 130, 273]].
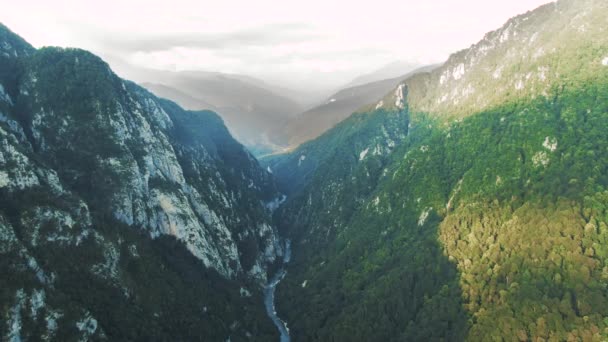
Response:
[[88, 23, 320, 53], [4, 0, 552, 93]]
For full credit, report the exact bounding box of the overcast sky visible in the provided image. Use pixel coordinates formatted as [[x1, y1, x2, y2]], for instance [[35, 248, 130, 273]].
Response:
[[2, 0, 551, 90]]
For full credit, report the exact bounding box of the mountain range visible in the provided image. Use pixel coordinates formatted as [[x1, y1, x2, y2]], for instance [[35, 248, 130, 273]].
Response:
[[139, 61, 427, 154], [280, 64, 437, 148], [120, 68, 305, 155], [2, 0, 608, 340]]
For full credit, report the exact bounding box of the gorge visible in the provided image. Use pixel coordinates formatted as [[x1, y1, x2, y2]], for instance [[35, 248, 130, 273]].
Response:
[[2, 0, 608, 340]]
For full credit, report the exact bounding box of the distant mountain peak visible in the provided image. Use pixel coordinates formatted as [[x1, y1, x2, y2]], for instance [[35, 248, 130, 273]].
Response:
[[345, 60, 420, 88]]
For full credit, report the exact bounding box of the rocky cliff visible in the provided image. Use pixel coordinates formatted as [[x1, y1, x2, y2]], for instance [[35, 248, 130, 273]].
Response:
[[0, 23, 284, 340]]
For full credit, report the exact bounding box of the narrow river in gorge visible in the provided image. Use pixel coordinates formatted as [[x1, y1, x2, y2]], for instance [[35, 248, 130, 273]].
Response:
[[263, 240, 291, 342]]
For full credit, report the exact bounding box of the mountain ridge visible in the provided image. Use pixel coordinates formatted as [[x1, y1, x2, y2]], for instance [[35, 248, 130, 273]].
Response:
[[268, 0, 608, 340], [344, 60, 420, 88], [374, 0, 607, 120], [281, 64, 438, 148]]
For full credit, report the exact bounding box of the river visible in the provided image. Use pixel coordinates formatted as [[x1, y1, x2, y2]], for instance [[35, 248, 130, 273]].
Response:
[[264, 240, 291, 342]]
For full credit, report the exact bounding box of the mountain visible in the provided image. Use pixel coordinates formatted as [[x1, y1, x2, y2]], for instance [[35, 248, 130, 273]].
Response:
[[345, 60, 420, 88], [143, 72, 303, 155], [104, 62, 304, 154], [265, 0, 608, 340], [281, 65, 437, 148], [4, 0, 608, 340], [140, 82, 218, 112], [223, 73, 325, 109], [0, 23, 286, 340]]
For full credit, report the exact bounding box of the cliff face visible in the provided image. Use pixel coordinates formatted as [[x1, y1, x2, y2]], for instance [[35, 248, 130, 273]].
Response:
[[0, 24, 283, 340], [376, 0, 608, 119]]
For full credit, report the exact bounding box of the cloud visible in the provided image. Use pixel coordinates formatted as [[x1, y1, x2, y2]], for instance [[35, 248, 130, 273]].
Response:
[[84, 23, 321, 53], [2, 0, 553, 92]]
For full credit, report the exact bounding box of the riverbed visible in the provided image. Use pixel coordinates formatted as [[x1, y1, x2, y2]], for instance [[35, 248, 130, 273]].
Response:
[[264, 240, 291, 342]]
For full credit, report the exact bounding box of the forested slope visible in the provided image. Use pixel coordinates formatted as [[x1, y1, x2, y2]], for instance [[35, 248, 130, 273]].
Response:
[[270, 0, 608, 340]]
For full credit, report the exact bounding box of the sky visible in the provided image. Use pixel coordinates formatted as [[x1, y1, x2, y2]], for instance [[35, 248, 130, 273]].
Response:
[[2, 0, 551, 91]]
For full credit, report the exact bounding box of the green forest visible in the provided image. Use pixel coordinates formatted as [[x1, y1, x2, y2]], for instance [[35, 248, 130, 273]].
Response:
[[273, 68, 608, 341]]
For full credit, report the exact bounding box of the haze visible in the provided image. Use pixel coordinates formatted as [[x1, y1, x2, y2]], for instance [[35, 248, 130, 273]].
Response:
[[3, 0, 550, 93]]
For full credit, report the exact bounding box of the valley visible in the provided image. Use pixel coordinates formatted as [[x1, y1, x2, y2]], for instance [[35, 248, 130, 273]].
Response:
[[1, 0, 608, 340]]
